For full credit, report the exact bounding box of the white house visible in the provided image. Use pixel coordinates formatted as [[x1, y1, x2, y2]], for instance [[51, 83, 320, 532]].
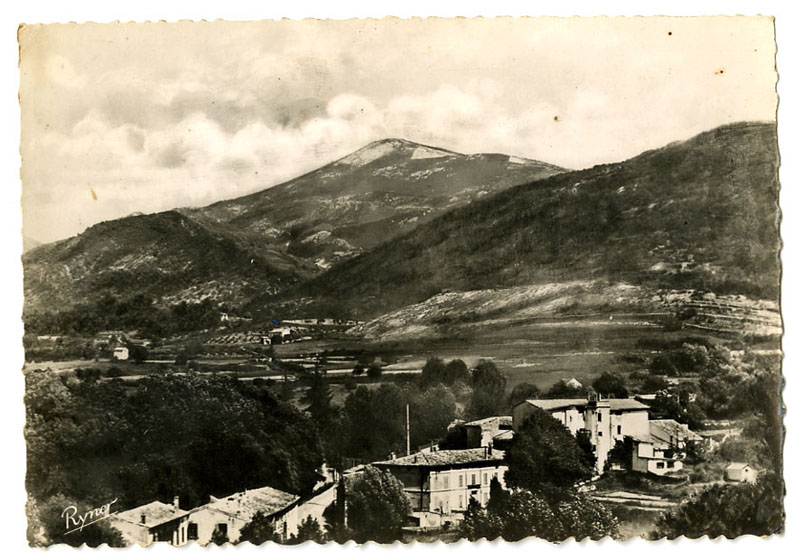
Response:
[[373, 447, 507, 527], [630, 438, 685, 476], [177, 487, 301, 545], [630, 419, 703, 476], [513, 397, 651, 472], [113, 347, 129, 361], [725, 463, 758, 483], [565, 378, 583, 389], [109, 500, 186, 546]]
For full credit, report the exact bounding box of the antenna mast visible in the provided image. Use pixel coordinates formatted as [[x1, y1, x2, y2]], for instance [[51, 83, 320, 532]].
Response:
[[406, 403, 411, 456]]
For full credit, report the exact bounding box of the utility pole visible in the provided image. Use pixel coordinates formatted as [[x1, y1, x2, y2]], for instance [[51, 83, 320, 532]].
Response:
[[406, 403, 411, 456]]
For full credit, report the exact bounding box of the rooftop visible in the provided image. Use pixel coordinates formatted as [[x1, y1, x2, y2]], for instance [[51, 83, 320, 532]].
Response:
[[649, 418, 703, 442], [523, 398, 650, 412], [464, 416, 512, 427], [204, 487, 299, 522], [492, 430, 514, 441], [113, 501, 186, 528], [374, 447, 504, 468]]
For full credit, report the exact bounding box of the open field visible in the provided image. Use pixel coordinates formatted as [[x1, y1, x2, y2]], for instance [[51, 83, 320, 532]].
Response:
[[267, 314, 762, 392]]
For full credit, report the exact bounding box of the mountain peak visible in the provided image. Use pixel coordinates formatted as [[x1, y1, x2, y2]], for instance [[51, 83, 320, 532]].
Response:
[[335, 138, 458, 167]]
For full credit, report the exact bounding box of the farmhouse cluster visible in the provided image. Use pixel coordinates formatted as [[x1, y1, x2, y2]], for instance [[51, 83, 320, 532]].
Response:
[[109, 392, 752, 544]]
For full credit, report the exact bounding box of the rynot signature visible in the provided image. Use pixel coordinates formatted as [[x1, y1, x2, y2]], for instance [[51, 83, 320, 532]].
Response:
[[62, 498, 119, 535]]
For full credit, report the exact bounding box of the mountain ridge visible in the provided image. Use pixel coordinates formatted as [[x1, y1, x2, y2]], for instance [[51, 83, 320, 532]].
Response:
[[23, 138, 565, 317], [278, 121, 780, 319]]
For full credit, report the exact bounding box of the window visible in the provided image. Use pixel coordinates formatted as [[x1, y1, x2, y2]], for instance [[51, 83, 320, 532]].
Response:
[[187, 523, 198, 540], [598, 412, 602, 422], [181, 526, 185, 543], [483, 472, 490, 486], [471, 473, 478, 485], [656, 461, 665, 469], [667, 461, 675, 468], [598, 431, 603, 437], [458, 495, 463, 509], [442, 474, 449, 489], [459, 474, 464, 487], [216, 523, 228, 538]]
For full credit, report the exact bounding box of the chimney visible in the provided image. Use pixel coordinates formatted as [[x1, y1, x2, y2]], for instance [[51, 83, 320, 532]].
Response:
[[173, 496, 180, 510]]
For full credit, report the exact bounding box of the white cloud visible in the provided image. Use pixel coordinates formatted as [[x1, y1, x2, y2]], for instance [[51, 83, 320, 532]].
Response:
[[20, 18, 777, 244]]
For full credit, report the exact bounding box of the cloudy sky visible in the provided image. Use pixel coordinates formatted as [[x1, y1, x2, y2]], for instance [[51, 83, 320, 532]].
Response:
[[20, 17, 777, 244]]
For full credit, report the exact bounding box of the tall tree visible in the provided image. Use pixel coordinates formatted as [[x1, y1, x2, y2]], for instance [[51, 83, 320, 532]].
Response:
[[505, 410, 594, 492], [591, 372, 629, 398], [342, 384, 407, 463], [405, 384, 458, 447], [418, 357, 446, 387], [508, 382, 541, 406], [443, 359, 471, 386], [468, 360, 506, 418], [345, 466, 411, 543], [301, 368, 334, 424]]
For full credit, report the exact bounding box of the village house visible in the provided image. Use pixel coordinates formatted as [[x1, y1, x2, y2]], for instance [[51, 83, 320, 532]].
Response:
[[178, 487, 301, 545], [629, 419, 703, 476], [109, 500, 186, 546], [112, 346, 129, 361], [513, 397, 651, 472], [373, 447, 506, 528], [630, 438, 686, 475], [109, 477, 340, 547], [725, 462, 759, 483], [267, 326, 292, 344]]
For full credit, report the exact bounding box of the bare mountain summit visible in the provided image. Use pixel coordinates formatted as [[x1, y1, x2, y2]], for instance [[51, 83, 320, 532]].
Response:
[[184, 138, 565, 270]]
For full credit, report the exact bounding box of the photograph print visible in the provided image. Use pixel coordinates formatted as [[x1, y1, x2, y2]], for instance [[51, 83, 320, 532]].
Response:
[[19, 16, 783, 546]]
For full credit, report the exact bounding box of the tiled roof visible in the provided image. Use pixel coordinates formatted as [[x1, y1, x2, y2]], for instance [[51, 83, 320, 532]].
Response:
[[374, 447, 504, 468], [114, 501, 186, 528], [524, 398, 650, 412], [205, 487, 299, 522], [464, 416, 512, 427], [525, 398, 587, 411], [607, 399, 651, 412], [649, 418, 703, 441]]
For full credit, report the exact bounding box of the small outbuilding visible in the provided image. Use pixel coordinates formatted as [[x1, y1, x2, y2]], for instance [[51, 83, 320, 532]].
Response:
[[565, 378, 583, 389], [725, 463, 758, 483], [113, 347, 129, 361]]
